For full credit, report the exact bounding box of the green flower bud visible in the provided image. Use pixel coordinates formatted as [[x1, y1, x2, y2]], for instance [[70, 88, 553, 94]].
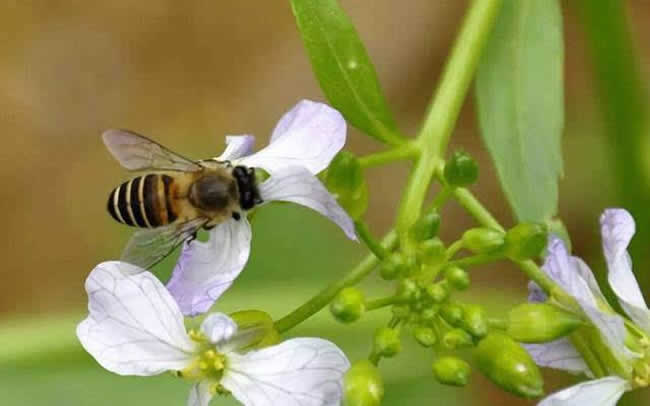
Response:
[[462, 228, 505, 254], [445, 266, 470, 291], [414, 326, 437, 347], [474, 333, 544, 398], [507, 303, 582, 343], [344, 360, 384, 406], [324, 151, 368, 219], [432, 356, 471, 387], [461, 304, 488, 338], [440, 303, 463, 326], [444, 150, 479, 187], [380, 253, 407, 280], [229, 310, 279, 349], [391, 304, 410, 319], [504, 223, 548, 260], [396, 278, 420, 302], [420, 307, 437, 322], [418, 238, 446, 265], [330, 287, 366, 323], [373, 327, 401, 357], [442, 328, 474, 349], [410, 211, 441, 241], [425, 282, 449, 303]]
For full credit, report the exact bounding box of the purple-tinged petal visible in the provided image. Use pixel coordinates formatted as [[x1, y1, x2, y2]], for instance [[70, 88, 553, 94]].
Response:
[[200, 313, 238, 345], [217, 135, 256, 161], [239, 100, 346, 175], [528, 281, 548, 303], [259, 166, 357, 240], [221, 338, 350, 406], [600, 208, 650, 334], [188, 381, 213, 406], [582, 305, 637, 361], [543, 237, 598, 307], [167, 218, 252, 317], [77, 262, 196, 376], [538, 377, 628, 406], [524, 338, 590, 376]]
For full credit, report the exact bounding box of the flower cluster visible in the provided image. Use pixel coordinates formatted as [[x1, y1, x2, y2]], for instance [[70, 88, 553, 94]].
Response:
[[78, 100, 355, 406]]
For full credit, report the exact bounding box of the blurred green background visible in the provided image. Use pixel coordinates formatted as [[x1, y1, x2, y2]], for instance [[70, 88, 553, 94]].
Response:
[[1, 1, 649, 405]]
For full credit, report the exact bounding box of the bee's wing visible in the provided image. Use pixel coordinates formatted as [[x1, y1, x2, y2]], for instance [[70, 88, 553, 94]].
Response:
[[102, 129, 203, 172], [120, 218, 208, 271]]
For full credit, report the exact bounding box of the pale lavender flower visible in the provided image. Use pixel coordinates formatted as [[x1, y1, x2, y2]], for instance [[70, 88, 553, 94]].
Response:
[[77, 262, 350, 406], [527, 209, 650, 405], [167, 100, 357, 316]]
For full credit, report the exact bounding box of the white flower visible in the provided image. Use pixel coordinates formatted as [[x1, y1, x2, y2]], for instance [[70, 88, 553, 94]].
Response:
[[77, 262, 350, 406], [527, 209, 650, 405], [166, 100, 357, 316]]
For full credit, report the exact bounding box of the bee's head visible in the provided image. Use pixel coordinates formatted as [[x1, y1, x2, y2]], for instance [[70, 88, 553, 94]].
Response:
[[190, 174, 237, 211], [232, 166, 263, 211]]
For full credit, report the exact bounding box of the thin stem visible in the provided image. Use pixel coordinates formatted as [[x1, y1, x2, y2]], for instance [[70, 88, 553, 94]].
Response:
[[430, 185, 452, 210], [445, 240, 464, 260], [355, 221, 389, 260], [396, 0, 504, 240], [452, 188, 504, 232], [448, 253, 502, 268], [274, 231, 399, 333], [366, 296, 401, 311], [358, 142, 419, 168], [487, 317, 507, 330]]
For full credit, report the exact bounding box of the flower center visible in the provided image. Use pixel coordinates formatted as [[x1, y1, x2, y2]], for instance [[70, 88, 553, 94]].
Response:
[[632, 340, 650, 389], [176, 329, 229, 392]]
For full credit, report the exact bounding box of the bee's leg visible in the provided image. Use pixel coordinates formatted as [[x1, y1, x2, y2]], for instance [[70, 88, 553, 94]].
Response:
[[232, 212, 241, 221], [188, 231, 198, 244], [204, 224, 215, 231]]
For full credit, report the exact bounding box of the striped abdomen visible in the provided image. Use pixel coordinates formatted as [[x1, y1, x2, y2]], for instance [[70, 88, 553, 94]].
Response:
[[107, 174, 178, 228]]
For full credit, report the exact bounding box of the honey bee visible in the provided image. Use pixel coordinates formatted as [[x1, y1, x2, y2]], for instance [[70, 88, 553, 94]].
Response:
[[103, 129, 262, 269]]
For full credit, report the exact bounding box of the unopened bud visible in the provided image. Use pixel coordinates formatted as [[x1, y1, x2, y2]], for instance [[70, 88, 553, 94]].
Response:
[[330, 287, 366, 323], [414, 326, 437, 347], [391, 304, 410, 319], [418, 238, 446, 265], [474, 333, 544, 398], [420, 307, 437, 322], [444, 150, 479, 187], [461, 304, 488, 338], [432, 356, 471, 387], [373, 327, 401, 357], [410, 211, 441, 241], [445, 267, 470, 291], [325, 151, 368, 219], [507, 303, 582, 343], [344, 360, 384, 406], [440, 303, 463, 326], [380, 253, 407, 281], [425, 282, 449, 303], [229, 310, 279, 349], [396, 278, 421, 303], [442, 328, 474, 349], [504, 223, 548, 260], [462, 228, 505, 254]]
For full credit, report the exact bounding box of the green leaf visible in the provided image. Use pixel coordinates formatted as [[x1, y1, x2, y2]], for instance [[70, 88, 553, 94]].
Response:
[[290, 0, 402, 145], [476, 0, 564, 222]]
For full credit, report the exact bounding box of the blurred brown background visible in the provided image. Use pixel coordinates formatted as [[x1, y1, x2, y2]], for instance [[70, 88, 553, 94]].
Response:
[[1, 1, 649, 405]]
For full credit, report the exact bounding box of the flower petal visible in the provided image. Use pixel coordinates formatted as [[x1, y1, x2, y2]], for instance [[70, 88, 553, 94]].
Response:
[[538, 377, 628, 406], [528, 281, 548, 303], [524, 338, 590, 376], [581, 305, 636, 360], [188, 382, 213, 406], [167, 218, 252, 317], [200, 313, 238, 345], [259, 166, 357, 240], [221, 338, 350, 406], [217, 135, 256, 161], [239, 100, 346, 175], [76, 262, 195, 376], [543, 237, 597, 307], [600, 208, 650, 334]]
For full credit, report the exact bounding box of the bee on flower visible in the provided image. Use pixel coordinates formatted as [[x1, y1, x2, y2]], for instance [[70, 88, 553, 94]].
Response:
[[77, 261, 350, 406]]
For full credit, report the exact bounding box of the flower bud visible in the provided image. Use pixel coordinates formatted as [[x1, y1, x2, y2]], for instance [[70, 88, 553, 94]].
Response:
[[432, 356, 471, 387], [324, 151, 368, 220], [445, 267, 470, 291], [504, 223, 548, 260], [425, 282, 449, 303], [420, 307, 437, 322], [373, 327, 401, 357], [461, 304, 488, 338], [444, 150, 479, 187], [330, 287, 366, 323], [229, 310, 279, 349], [507, 303, 582, 343], [391, 304, 410, 319], [474, 333, 544, 398], [462, 228, 505, 254], [380, 253, 407, 280], [396, 278, 420, 303], [442, 328, 474, 350], [440, 303, 463, 326], [344, 360, 384, 406], [546, 218, 572, 252], [418, 238, 446, 265], [414, 326, 437, 347], [410, 211, 441, 241]]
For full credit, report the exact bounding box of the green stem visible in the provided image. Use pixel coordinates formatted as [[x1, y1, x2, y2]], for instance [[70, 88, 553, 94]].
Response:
[[358, 142, 419, 168], [274, 231, 399, 333], [430, 185, 452, 210], [396, 0, 503, 240], [448, 253, 502, 269], [366, 296, 401, 311], [355, 221, 389, 260], [452, 188, 504, 232], [445, 240, 464, 260]]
